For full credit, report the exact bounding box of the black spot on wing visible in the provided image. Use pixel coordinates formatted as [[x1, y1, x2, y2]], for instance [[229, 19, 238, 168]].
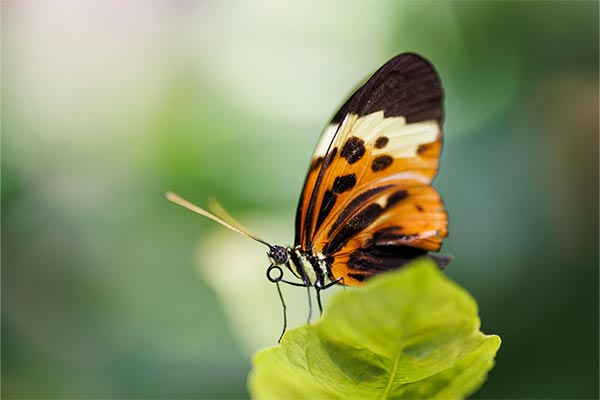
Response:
[[332, 174, 357, 194], [386, 190, 408, 208], [375, 136, 389, 149], [340, 136, 365, 164], [310, 156, 324, 171], [417, 143, 431, 155], [371, 155, 393, 172], [325, 203, 384, 255]]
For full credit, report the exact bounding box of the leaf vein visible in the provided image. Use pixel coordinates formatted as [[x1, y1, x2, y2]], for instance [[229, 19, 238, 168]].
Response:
[[381, 345, 402, 399]]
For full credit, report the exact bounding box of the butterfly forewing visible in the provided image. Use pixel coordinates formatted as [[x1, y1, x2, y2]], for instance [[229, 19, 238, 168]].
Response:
[[295, 53, 448, 286]]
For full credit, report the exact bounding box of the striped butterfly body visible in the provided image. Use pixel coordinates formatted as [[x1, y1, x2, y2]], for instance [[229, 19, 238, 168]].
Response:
[[167, 53, 450, 341]]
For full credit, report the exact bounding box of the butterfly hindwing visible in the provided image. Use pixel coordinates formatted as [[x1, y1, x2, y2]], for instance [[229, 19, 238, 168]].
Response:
[[322, 183, 448, 286], [294, 53, 448, 286]]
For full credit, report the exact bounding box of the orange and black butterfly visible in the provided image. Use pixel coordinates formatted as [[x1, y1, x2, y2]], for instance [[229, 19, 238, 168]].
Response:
[[167, 53, 450, 340]]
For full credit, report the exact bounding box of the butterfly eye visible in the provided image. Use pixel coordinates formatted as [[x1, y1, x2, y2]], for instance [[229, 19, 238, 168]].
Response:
[[269, 246, 288, 265]]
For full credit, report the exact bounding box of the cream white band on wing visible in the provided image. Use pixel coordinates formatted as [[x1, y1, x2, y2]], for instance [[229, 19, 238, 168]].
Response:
[[335, 111, 440, 159], [314, 122, 339, 157]]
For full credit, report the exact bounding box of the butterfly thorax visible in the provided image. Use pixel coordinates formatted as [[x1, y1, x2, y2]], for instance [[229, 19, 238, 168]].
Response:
[[268, 245, 330, 287]]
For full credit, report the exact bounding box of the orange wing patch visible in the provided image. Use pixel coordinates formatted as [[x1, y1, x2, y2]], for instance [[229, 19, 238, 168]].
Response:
[[322, 184, 447, 286], [306, 112, 443, 248], [314, 183, 447, 256]]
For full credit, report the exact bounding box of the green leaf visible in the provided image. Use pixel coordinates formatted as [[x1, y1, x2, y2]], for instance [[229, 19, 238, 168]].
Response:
[[248, 259, 501, 400]]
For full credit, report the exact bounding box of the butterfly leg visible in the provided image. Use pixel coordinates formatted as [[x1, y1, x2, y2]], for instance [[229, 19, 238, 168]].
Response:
[[318, 277, 345, 290], [279, 279, 312, 325], [277, 279, 312, 325], [267, 264, 311, 340], [316, 286, 323, 315], [315, 277, 345, 316], [305, 285, 313, 324], [274, 281, 287, 343]]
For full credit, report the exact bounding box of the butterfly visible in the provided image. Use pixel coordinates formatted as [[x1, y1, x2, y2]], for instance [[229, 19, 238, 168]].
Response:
[[167, 53, 450, 342]]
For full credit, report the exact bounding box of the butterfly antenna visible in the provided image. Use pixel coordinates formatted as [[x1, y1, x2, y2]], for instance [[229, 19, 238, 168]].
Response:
[[165, 192, 272, 248], [207, 197, 255, 235]]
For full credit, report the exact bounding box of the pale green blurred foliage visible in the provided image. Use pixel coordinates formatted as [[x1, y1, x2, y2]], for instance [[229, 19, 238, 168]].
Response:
[[2, 1, 598, 399]]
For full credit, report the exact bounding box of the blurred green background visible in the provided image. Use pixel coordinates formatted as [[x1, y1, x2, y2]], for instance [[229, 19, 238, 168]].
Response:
[[2, 1, 598, 399]]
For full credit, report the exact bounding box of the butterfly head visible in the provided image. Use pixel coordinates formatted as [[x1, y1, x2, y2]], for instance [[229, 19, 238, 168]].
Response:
[[266, 245, 296, 284], [268, 245, 289, 265]]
